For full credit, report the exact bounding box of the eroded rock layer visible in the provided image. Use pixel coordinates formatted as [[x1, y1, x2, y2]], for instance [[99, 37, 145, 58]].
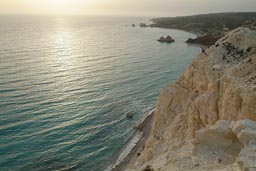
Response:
[[126, 27, 256, 171]]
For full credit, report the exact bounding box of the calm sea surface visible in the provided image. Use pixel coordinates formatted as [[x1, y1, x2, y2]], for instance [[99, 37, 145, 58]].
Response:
[[0, 16, 199, 171]]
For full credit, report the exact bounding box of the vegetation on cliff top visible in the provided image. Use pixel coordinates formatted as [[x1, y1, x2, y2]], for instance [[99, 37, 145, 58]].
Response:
[[151, 12, 256, 35]]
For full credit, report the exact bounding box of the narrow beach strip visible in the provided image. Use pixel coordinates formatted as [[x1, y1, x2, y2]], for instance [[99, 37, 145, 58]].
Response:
[[110, 108, 155, 171]]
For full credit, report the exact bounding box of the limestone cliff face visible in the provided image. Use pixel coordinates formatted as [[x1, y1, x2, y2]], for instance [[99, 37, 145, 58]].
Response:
[[126, 27, 256, 171]]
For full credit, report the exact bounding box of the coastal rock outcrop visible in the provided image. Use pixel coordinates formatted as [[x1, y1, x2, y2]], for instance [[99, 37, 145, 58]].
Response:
[[140, 23, 147, 28], [125, 27, 256, 171], [185, 34, 221, 47]]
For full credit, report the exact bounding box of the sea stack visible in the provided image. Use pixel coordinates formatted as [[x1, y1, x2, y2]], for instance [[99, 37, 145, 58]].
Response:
[[125, 27, 256, 171], [140, 23, 147, 28]]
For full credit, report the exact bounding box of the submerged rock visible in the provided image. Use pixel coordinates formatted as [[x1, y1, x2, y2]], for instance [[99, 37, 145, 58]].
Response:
[[139, 23, 147, 28], [126, 112, 134, 119]]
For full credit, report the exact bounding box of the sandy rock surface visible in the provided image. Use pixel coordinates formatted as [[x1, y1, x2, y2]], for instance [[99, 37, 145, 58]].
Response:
[[125, 27, 256, 171]]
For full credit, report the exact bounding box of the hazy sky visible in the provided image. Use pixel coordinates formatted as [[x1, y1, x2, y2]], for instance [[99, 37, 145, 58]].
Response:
[[0, 0, 255, 17]]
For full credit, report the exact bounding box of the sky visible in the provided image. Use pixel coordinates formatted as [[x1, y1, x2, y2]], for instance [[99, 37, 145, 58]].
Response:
[[0, 0, 255, 17]]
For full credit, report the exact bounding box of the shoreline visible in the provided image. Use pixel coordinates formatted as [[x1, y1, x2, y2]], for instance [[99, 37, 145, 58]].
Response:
[[187, 43, 208, 52], [109, 24, 209, 171], [150, 25, 203, 37], [110, 109, 155, 171], [108, 26, 207, 171], [151, 26, 210, 50], [149, 23, 221, 48]]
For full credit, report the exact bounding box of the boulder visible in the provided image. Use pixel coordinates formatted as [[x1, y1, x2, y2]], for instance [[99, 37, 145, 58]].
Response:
[[126, 112, 134, 119], [140, 23, 147, 28]]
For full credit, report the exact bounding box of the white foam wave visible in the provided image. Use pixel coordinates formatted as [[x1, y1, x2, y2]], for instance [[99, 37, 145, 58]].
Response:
[[112, 131, 143, 169], [110, 108, 155, 170]]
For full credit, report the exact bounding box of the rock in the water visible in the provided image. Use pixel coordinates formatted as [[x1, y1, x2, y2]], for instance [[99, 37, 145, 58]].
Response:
[[126, 112, 134, 119], [139, 23, 147, 28]]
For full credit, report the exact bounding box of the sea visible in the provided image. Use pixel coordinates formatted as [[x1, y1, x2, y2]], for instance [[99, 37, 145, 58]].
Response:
[[0, 15, 199, 171]]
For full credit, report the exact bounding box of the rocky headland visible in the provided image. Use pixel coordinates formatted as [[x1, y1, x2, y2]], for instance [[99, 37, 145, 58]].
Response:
[[124, 27, 256, 171], [150, 13, 256, 47], [185, 35, 220, 47]]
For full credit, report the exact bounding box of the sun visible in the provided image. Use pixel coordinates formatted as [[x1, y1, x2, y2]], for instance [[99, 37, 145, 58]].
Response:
[[44, 0, 74, 14], [50, 0, 70, 4], [40, 0, 108, 15]]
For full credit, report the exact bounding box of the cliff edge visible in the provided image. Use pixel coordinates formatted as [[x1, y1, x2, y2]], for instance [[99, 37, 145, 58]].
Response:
[[125, 27, 256, 171]]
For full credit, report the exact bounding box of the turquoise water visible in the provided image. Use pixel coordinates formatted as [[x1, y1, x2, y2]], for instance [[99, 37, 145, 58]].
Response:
[[0, 16, 199, 171]]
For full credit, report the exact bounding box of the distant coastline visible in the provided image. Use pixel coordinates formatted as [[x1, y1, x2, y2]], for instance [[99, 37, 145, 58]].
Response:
[[138, 12, 256, 47], [150, 12, 256, 34]]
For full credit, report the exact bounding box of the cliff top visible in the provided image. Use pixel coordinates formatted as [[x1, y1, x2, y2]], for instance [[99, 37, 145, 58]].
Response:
[[207, 27, 256, 64], [151, 12, 256, 36]]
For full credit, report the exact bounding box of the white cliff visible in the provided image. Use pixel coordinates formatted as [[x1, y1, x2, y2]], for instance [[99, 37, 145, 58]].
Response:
[[125, 27, 256, 171]]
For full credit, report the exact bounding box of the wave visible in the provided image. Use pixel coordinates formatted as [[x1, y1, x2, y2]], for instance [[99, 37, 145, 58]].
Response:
[[109, 108, 155, 171]]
